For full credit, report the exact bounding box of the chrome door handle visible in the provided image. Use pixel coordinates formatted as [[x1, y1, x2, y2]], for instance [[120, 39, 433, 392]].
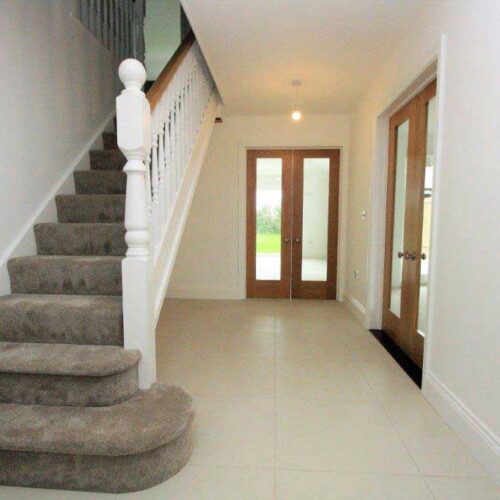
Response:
[[404, 252, 417, 261], [294, 238, 300, 243], [283, 238, 290, 243]]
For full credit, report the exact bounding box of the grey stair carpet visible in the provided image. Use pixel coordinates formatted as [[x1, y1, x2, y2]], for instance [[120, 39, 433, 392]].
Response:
[[0, 385, 194, 493], [35, 223, 126, 256], [90, 149, 126, 170], [56, 194, 125, 223], [0, 343, 140, 406], [102, 131, 118, 150], [8, 256, 123, 295], [74, 170, 126, 194], [0, 294, 123, 345], [0, 131, 193, 492]]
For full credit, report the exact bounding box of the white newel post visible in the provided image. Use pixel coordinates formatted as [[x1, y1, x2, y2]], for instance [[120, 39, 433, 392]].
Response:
[[116, 59, 156, 389]]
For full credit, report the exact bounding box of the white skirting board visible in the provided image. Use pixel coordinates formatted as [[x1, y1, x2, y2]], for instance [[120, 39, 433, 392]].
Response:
[[343, 292, 367, 326], [423, 372, 500, 485]]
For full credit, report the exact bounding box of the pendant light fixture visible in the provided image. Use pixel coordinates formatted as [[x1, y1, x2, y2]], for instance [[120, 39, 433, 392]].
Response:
[[291, 79, 302, 121]]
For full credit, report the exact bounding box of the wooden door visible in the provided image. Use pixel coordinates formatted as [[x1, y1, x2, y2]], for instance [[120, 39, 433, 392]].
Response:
[[246, 150, 292, 298], [291, 149, 339, 299], [383, 80, 437, 366], [247, 148, 340, 300]]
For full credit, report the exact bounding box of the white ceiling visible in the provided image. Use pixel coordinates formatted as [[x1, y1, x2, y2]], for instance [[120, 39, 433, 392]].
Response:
[[181, 0, 422, 116]]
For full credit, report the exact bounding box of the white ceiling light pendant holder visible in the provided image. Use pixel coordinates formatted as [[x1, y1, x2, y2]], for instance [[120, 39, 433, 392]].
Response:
[[291, 79, 302, 121]]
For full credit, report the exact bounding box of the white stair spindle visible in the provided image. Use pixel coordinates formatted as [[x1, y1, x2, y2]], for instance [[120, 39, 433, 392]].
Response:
[[164, 111, 173, 218], [151, 132, 160, 249], [158, 123, 166, 229], [171, 101, 178, 194], [176, 91, 181, 186]]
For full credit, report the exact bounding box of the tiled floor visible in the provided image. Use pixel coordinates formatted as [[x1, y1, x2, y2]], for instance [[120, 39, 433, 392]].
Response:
[[1, 299, 498, 499]]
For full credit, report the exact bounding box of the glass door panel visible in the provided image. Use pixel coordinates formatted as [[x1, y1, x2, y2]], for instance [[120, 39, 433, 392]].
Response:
[[301, 158, 330, 281], [389, 120, 409, 318], [256, 159, 282, 281], [291, 150, 339, 300], [247, 150, 292, 299], [417, 96, 436, 334]]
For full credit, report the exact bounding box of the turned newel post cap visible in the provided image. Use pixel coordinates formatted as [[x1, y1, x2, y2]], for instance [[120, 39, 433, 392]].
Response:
[[119, 59, 147, 91]]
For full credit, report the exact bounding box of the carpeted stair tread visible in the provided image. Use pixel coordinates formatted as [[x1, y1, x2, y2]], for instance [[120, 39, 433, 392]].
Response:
[[0, 343, 139, 406], [35, 223, 126, 256], [0, 294, 123, 345], [90, 150, 126, 171], [74, 170, 126, 194], [102, 132, 118, 150], [56, 194, 125, 223], [0, 343, 139, 377], [0, 384, 193, 456], [8, 256, 122, 296]]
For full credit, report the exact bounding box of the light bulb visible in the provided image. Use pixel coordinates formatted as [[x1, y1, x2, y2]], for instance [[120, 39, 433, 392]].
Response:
[[291, 110, 302, 121]]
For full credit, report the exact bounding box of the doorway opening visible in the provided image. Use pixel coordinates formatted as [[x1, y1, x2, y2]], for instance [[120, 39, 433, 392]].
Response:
[[382, 79, 437, 369], [246, 149, 340, 299]]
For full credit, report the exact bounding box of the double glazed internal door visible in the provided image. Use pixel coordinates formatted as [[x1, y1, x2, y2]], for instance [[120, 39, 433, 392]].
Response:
[[246, 149, 339, 299], [383, 80, 437, 367]]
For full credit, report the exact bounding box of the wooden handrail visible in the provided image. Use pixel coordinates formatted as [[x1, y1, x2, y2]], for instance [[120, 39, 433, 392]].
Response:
[[146, 31, 196, 111]]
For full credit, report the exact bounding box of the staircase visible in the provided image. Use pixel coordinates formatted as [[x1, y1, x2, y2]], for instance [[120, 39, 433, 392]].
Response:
[[0, 134, 194, 493]]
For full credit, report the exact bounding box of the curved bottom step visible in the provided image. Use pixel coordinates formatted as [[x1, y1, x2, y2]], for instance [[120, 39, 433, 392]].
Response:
[[0, 422, 193, 493]]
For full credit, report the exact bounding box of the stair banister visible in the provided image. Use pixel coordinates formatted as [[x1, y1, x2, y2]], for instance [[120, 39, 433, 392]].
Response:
[[117, 32, 216, 389], [116, 59, 156, 389]]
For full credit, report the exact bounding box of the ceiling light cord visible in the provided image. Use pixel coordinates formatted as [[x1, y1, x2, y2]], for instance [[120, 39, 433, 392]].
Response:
[[291, 79, 302, 121]]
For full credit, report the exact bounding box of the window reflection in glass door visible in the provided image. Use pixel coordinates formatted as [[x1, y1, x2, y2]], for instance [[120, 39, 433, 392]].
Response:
[[417, 96, 436, 335], [301, 158, 330, 282]]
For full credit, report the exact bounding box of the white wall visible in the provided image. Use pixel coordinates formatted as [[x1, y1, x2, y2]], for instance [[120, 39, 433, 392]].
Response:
[[0, 1, 117, 294], [345, 0, 500, 481], [144, 0, 181, 79], [168, 114, 350, 299]]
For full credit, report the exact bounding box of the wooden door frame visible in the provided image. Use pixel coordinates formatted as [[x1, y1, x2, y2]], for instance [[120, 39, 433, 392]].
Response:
[[246, 149, 292, 298], [408, 79, 437, 365], [291, 149, 340, 300]]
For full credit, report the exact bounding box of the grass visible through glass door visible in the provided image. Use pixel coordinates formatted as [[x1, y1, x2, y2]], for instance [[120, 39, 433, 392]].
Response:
[[256, 233, 281, 253]]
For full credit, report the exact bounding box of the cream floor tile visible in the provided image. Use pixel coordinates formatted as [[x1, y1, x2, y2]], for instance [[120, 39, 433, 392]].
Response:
[[358, 356, 423, 400], [202, 328, 276, 359], [276, 356, 376, 400], [189, 397, 276, 468], [425, 476, 500, 499], [398, 435, 488, 478], [183, 351, 275, 397], [276, 316, 346, 334], [277, 398, 418, 474], [382, 395, 487, 478], [276, 469, 434, 500], [211, 313, 276, 333], [0, 467, 276, 500], [151, 465, 276, 500], [276, 329, 350, 360], [0, 488, 100, 499], [155, 335, 205, 385]]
